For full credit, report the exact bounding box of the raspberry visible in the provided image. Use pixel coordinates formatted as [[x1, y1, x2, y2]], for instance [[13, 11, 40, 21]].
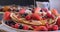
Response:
[[52, 25, 58, 31], [45, 23, 53, 31], [19, 8, 26, 14], [23, 25, 29, 30], [4, 11, 11, 20], [14, 23, 20, 29], [46, 12, 51, 18], [32, 26, 38, 29], [56, 17, 60, 26], [31, 13, 41, 20], [34, 26, 48, 31], [47, 25, 52, 31], [25, 15, 31, 20]]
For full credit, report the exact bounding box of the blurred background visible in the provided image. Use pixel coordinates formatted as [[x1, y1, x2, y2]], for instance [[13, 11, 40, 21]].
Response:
[[0, 0, 49, 6]]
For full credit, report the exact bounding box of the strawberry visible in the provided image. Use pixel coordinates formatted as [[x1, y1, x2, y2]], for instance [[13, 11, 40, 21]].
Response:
[[14, 23, 20, 29], [33, 7, 41, 13], [34, 26, 48, 31], [52, 25, 58, 31], [31, 13, 41, 20], [19, 8, 26, 14], [25, 15, 31, 20], [56, 17, 60, 26], [39, 26, 48, 31], [51, 9, 58, 16], [23, 25, 29, 30], [3, 11, 11, 20], [46, 12, 51, 18]]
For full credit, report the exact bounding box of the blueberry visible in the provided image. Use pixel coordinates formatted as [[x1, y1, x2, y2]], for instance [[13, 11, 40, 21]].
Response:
[[5, 20, 16, 26], [21, 13, 28, 18], [16, 10, 19, 12], [5, 21, 11, 26], [19, 25, 23, 29], [24, 13, 28, 16], [5, 21, 8, 25], [8, 20, 16, 25], [40, 10, 43, 12], [29, 9, 32, 11]]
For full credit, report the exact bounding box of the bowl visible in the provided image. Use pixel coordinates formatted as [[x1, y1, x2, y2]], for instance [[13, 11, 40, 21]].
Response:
[[2, 20, 60, 32]]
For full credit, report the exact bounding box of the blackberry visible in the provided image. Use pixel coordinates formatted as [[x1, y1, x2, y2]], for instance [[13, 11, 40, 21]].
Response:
[[19, 25, 23, 29], [5, 21, 10, 26], [5, 21, 8, 25], [8, 20, 16, 25]]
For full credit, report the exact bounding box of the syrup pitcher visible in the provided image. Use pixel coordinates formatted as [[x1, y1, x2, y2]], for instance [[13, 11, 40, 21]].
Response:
[[36, 0, 50, 9]]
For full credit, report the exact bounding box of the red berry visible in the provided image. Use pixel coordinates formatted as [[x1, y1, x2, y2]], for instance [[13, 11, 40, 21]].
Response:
[[25, 15, 31, 20], [56, 17, 60, 26], [32, 26, 38, 28], [51, 15, 55, 19], [46, 12, 51, 18], [31, 13, 41, 20], [4, 11, 11, 20], [52, 25, 58, 31], [47, 25, 52, 31], [14, 23, 20, 29], [23, 25, 29, 30], [19, 8, 26, 14], [45, 23, 53, 31]]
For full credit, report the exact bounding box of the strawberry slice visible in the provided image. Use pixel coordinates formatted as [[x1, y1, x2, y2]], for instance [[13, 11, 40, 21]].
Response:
[[3, 11, 11, 20]]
